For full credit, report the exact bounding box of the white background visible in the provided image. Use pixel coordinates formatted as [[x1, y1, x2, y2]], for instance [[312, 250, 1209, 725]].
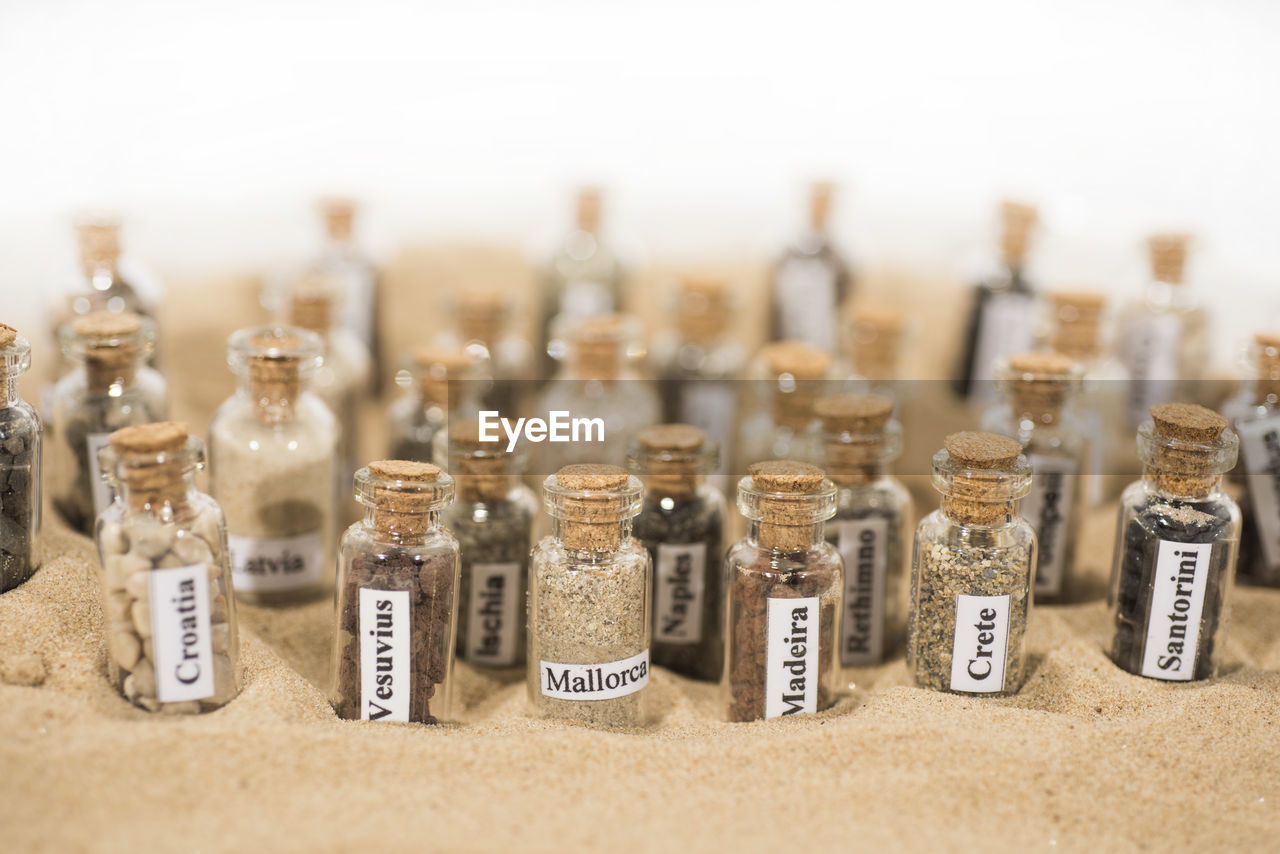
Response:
[[0, 0, 1276, 359]]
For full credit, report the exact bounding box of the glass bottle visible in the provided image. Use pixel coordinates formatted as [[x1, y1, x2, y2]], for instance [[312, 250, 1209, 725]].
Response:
[[725, 460, 841, 721], [1044, 290, 1134, 503], [442, 420, 537, 670], [627, 424, 725, 682], [954, 201, 1039, 402], [652, 274, 747, 485], [208, 326, 339, 605], [0, 325, 42, 592], [94, 422, 241, 713], [529, 465, 650, 728], [539, 187, 625, 380], [310, 197, 381, 390], [439, 289, 534, 417], [1223, 333, 1280, 586], [331, 460, 460, 724], [843, 303, 906, 392], [536, 314, 661, 475], [51, 312, 167, 535], [387, 346, 479, 464], [770, 181, 852, 351], [737, 340, 834, 473], [813, 394, 912, 676], [1107, 403, 1239, 681], [287, 275, 372, 504], [908, 432, 1036, 696], [982, 352, 1086, 603], [1116, 234, 1211, 425]]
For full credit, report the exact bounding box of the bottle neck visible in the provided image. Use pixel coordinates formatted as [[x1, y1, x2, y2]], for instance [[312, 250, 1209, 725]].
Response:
[[0, 372, 18, 407], [119, 468, 198, 516], [746, 518, 824, 552], [83, 350, 141, 394], [1141, 467, 1223, 500], [553, 514, 631, 553], [240, 369, 304, 423], [939, 498, 1019, 528], [363, 504, 441, 544]]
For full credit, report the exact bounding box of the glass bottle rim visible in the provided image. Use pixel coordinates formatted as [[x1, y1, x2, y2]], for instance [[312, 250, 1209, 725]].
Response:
[[815, 417, 903, 464], [734, 475, 837, 523], [353, 465, 456, 511], [1136, 418, 1238, 475], [625, 435, 720, 475], [99, 435, 205, 487], [227, 325, 324, 377], [992, 356, 1085, 397], [541, 472, 644, 521], [0, 333, 32, 378], [929, 447, 1033, 501], [59, 313, 157, 363]]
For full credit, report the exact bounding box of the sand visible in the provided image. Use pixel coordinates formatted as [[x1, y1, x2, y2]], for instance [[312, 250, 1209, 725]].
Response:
[[3, 257, 1279, 852]]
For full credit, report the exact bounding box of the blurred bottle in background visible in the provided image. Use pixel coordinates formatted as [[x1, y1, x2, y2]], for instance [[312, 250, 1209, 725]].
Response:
[[737, 340, 836, 475], [539, 187, 625, 380], [843, 302, 906, 395], [389, 345, 484, 464], [308, 197, 382, 394], [769, 181, 852, 351], [1116, 233, 1210, 426], [954, 200, 1039, 402], [652, 274, 747, 486], [433, 289, 534, 418]]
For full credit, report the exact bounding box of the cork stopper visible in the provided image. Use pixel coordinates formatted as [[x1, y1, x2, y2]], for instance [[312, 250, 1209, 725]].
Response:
[[846, 303, 905, 379], [676, 274, 729, 342], [67, 311, 149, 391], [815, 394, 893, 434], [808, 182, 834, 232], [576, 187, 602, 234], [570, 314, 626, 380], [760, 341, 833, 430], [629, 424, 714, 499], [1140, 403, 1236, 497], [411, 346, 472, 407], [0, 324, 17, 349], [737, 461, 836, 551], [935, 432, 1030, 527], [448, 419, 516, 502], [815, 395, 898, 486], [1148, 233, 1190, 285], [230, 326, 322, 421], [1254, 332, 1280, 405], [320, 197, 356, 242], [289, 279, 336, 333], [458, 290, 506, 346], [107, 422, 195, 511], [360, 460, 453, 538], [76, 217, 122, 275], [999, 200, 1038, 269], [546, 464, 642, 552], [1001, 351, 1079, 421], [1047, 290, 1106, 359]]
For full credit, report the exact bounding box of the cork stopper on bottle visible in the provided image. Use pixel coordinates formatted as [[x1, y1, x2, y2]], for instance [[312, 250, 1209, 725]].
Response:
[[808, 182, 834, 233], [234, 327, 322, 421], [76, 216, 122, 276], [570, 314, 626, 380], [630, 424, 712, 498], [0, 324, 17, 349], [815, 394, 896, 484], [676, 274, 729, 343], [548, 464, 640, 552], [108, 422, 194, 511], [289, 279, 336, 333], [1253, 332, 1280, 405], [936, 432, 1029, 526], [741, 460, 836, 551], [999, 200, 1038, 269], [760, 340, 833, 430], [363, 460, 451, 538], [1047, 290, 1106, 359], [1002, 351, 1079, 422], [846, 303, 905, 380], [0, 324, 31, 380], [1141, 403, 1235, 497], [412, 346, 471, 407], [448, 419, 514, 502], [320, 197, 356, 242], [458, 290, 506, 347], [575, 187, 602, 234], [1148, 233, 1190, 285], [70, 311, 147, 391]]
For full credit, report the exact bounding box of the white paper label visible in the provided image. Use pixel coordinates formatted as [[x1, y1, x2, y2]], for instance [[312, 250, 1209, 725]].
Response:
[[1141, 540, 1211, 681], [654, 542, 707, 644], [465, 561, 522, 667], [765, 596, 820, 719], [679, 381, 736, 476], [227, 530, 325, 593], [359, 588, 412, 721], [1236, 416, 1280, 569], [1125, 313, 1180, 423], [149, 563, 215, 703], [949, 594, 1011, 693], [87, 432, 114, 520], [1021, 454, 1078, 596], [837, 518, 889, 667], [539, 650, 650, 701], [775, 257, 838, 350], [969, 291, 1037, 393]]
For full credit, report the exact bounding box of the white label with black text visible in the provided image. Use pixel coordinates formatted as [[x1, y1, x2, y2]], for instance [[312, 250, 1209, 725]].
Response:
[[1237, 416, 1280, 568], [1125, 313, 1180, 423], [359, 588, 412, 721], [679, 382, 736, 476], [949, 594, 1011, 693], [87, 432, 114, 519], [540, 650, 650, 701], [228, 530, 324, 593], [149, 563, 215, 703], [765, 596, 820, 719], [969, 292, 1037, 393], [1141, 540, 1211, 681], [465, 561, 522, 667], [837, 518, 888, 667], [654, 542, 707, 644], [776, 257, 838, 350], [1021, 454, 1078, 597]]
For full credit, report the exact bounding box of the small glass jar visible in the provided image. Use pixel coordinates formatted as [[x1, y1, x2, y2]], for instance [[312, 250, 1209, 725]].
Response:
[[1222, 333, 1280, 587], [331, 461, 460, 724], [438, 289, 534, 417], [529, 465, 650, 728], [0, 325, 42, 592], [627, 424, 725, 682], [442, 420, 537, 670], [387, 347, 477, 464], [983, 352, 1087, 602], [737, 341, 835, 474], [51, 312, 167, 535], [813, 395, 912, 676], [1107, 404, 1240, 682], [908, 432, 1036, 696], [208, 327, 338, 605], [312, 197, 382, 391], [725, 461, 841, 722], [94, 422, 241, 713], [770, 182, 852, 352], [842, 303, 906, 391]]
